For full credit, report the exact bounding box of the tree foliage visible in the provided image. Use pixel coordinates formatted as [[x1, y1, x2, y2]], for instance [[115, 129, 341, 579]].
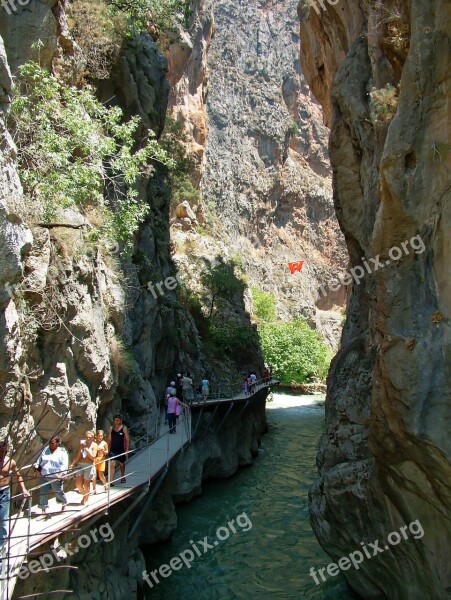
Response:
[[251, 287, 277, 323], [201, 258, 245, 318], [9, 61, 174, 253], [258, 319, 331, 385], [208, 322, 257, 361], [107, 0, 193, 35]]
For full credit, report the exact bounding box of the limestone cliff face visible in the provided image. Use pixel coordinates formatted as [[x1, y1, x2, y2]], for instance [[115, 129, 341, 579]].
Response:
[[167, 0, 347, 350], [0, 2, 272, 597], [166, 0, 214, 186], [299, 1, 451, 597]]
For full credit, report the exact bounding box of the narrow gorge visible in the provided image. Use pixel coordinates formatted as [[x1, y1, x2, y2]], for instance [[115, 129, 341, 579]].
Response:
[[0, 0, 449, 599]]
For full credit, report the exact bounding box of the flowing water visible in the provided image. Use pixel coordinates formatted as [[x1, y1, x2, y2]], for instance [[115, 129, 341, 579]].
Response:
[[142, 392, 358, 600]]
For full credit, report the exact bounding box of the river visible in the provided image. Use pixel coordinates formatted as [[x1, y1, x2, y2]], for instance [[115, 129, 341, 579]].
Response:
[[142, 392, 358, 599]]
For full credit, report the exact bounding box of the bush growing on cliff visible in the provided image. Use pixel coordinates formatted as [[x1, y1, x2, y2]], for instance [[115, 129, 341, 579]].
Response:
[[258, 319, 331, 384], [67, 0, 127, 80], [107, 0, 193, 35], [201, 258, 245, 318], [251, 288, 277, 323], [9, 61, 174, 253], [369, 84, 399, 124]]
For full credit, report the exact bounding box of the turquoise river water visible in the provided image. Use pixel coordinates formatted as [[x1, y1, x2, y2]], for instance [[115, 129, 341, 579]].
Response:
[[142, 392, 359, 600]]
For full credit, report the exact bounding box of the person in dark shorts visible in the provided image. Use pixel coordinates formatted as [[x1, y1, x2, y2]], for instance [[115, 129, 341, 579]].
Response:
[[107, 415, 130, 485]]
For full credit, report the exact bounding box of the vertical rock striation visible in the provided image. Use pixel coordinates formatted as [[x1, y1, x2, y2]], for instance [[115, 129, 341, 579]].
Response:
[[168, 0, 348, 350], [202, 0, 347, 345], [299, 0, 451, 597]]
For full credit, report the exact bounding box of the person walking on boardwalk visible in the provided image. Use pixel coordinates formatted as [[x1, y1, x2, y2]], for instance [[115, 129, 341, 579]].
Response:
[[249, 371, 257, 393], [107, 415, 130, 485], [167, 391, 180, 433], [182, 372, 194, 405], [201, 375, 209, 403], [165, 381, 176, 424], [176, 373, 183, 401], [69, 430, 98, 505], [34, 436, 68, 516], [92, 430, 109, 494], [0, 439, 29, 547]]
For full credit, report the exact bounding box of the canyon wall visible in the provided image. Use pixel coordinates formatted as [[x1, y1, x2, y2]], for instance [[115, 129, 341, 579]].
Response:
[[0, 1, 268, 597], [168, 0, 348, 351], [299, 1, 451, 598]]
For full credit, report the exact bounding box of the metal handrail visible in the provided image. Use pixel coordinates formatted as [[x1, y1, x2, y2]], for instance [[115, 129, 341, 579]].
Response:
[[1, 403, 195, 599], [190, 377, 277, 404]]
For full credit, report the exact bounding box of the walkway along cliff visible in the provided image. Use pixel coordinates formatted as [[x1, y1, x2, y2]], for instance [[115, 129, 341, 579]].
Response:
[[0, 1, 275, 597], [299, 1, 451, 598], [3, 380, 276, 599]]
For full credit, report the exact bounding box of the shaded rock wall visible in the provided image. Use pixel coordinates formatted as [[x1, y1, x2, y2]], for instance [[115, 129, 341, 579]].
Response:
[[138, 395, 267, 545], [299, 1, 451, 598]]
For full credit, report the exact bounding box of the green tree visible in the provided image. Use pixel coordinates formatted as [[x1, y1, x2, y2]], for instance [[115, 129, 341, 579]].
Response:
[[251, 287, 277, 323], [258, 319, 331, 384], [9, 61, 174, 253], [201, 258, 245, 318], [107, 0, 193, 35], [208, 322, 257, 361]]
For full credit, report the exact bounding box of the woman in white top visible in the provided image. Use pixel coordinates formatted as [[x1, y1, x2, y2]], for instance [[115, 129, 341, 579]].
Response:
[[34, 436, 68, 515]]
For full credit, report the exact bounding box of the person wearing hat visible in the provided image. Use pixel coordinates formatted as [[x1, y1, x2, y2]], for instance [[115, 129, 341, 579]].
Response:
[[164, 381, 176, 424]]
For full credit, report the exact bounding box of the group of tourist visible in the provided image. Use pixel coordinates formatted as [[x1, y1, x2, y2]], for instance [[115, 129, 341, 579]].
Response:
[[34, 415, 129, 513], [0, 414, 130, 544], [0, 367, 271, 547], [243, 367, 271, 395], [175, 372, 210, 404], [164, 373, 210, 433]]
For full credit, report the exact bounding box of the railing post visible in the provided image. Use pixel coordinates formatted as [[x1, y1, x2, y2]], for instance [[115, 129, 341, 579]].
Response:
[[106, 461, 111, 515], [26, 495, 32, 556]]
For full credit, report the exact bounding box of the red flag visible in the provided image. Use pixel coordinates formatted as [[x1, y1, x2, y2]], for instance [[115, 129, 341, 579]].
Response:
[[288, 261, 304, 274]]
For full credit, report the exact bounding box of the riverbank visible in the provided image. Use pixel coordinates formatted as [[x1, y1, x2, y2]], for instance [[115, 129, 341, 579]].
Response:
[[277, 382, 327, 395]]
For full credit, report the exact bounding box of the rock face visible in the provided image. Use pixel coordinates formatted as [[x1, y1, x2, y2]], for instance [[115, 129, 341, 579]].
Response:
[[299, 1, 451, 597], [0, 2, 272, 598], [168, 0, 348, 350], [166, 0, 214, 184]]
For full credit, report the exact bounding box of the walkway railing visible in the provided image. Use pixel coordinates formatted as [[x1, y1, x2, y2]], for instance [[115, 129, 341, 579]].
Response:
[[1, 404, 192, 599], [1, 378, 275, 598], [190, 377, 278, 404]]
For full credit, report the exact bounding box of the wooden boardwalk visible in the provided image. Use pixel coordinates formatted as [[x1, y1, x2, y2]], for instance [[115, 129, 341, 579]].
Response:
[[2, 378, 277, 599], [3, 412, 191, 600]]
